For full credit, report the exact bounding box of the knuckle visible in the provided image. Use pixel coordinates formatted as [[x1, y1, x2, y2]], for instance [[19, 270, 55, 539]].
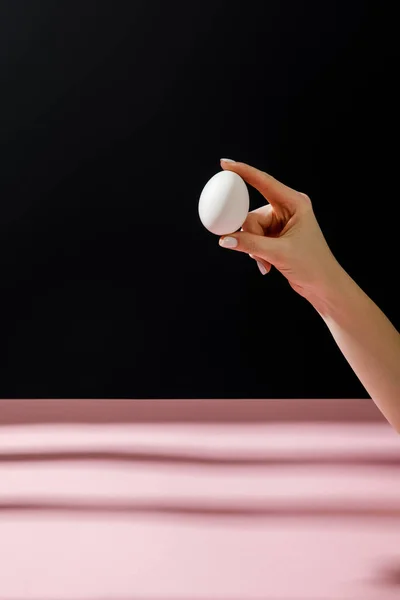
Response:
[[244, 237, 259, 255], [298, 192, 312, 206]]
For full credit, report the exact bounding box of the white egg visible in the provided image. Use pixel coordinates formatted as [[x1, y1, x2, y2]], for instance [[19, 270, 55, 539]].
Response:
[[198, 170, 249, 235]]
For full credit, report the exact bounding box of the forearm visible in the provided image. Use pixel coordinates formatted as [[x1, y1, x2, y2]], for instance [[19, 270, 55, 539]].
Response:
[[308, 264, 400, 431]]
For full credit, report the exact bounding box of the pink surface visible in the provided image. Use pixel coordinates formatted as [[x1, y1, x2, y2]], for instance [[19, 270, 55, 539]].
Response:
[[0, 400, 399, 599]]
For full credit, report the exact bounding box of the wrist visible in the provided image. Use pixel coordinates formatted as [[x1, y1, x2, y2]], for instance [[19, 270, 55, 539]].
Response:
[[305, 261, 354, 319]]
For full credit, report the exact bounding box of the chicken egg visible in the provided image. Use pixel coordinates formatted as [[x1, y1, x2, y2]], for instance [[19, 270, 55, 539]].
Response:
[[198, 170, 249, 235]]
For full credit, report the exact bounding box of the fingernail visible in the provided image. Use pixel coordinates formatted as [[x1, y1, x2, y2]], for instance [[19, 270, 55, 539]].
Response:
[[249, 254, 255, 259], [220, 158, 236, 163], [219, 236, 238, 248], [257, 261, 267, 275]]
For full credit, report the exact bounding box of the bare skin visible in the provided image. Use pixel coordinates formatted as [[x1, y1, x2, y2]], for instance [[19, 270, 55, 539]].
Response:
[[219, 159, 400, 432]]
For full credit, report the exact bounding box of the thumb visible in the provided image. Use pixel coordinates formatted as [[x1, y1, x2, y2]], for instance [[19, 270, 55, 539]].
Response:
[[219, 231, 281, 263]]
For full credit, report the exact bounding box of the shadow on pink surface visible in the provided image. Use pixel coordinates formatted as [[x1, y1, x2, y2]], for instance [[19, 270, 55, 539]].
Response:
[[379, 564, 400, 586], [1, 498, 399, 519], [0, 448, 399, 467]]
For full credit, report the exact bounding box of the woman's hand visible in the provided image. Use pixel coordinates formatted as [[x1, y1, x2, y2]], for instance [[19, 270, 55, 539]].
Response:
[[218, 159, 400, 432], [219, 159, 342, 302]]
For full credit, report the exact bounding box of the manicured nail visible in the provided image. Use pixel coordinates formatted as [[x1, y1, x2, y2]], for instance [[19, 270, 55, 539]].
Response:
[[257, 261, 267, 275], [220, 158, 236, 163], [219, 236, 238, 248]]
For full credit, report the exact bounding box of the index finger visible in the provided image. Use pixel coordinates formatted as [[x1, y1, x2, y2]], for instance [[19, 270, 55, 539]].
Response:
[[220, 159, 299, 211]]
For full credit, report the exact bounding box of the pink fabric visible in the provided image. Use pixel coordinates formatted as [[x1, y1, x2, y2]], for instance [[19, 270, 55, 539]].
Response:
[[0, 400, 399, 599]]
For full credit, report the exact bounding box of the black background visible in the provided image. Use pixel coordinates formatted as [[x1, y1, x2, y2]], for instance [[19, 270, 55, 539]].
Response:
[[0, 1, 398, 399]]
